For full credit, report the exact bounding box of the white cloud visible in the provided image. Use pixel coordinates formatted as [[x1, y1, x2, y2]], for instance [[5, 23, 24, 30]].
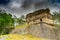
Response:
[[12, 2, 20, 8], [9, 1, 21, 9]]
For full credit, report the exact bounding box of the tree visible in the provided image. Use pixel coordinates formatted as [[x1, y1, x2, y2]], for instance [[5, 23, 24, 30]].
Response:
[[17, 15, 26, 25], [0, 11, 14, 34], [53, 11, 60, 27]]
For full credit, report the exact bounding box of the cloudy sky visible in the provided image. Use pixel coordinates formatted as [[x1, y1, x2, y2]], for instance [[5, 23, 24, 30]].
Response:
[[0, 0, 60, 17]]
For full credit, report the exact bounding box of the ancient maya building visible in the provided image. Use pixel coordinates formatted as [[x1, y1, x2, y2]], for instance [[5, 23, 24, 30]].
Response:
[[11, 8, 60, 40], [25, 8, 57, 40], [26, 8, 53, 25]]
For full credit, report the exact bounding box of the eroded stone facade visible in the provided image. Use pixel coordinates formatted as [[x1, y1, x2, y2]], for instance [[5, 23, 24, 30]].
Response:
[[26, 8, 52, 25]]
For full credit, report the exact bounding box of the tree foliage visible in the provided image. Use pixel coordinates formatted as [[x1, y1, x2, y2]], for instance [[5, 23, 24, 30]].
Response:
[[0, 9, 26, 34], [53, 11, 60, 27], [17, 15, 26, 25], [0, 12, 14, 34]]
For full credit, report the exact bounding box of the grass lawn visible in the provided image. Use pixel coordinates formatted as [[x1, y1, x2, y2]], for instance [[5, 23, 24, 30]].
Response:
[[0, 34, 50, 40]]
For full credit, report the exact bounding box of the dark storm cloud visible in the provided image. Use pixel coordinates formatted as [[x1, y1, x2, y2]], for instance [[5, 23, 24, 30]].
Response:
[[21, 0, 60, 12], [21, 0, 47, 9], [55, 0, 60, 3], [0, 0, 10, 5], [22, 0, 60, 7], [21, 0, 58, 9], [22, 0, 33, 9]]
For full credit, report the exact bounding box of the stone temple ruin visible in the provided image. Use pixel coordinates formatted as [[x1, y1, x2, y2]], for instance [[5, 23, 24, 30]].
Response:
[[11, 8, 60, 40], [26, 8, 53, 25], [25, 8, 57, 40]]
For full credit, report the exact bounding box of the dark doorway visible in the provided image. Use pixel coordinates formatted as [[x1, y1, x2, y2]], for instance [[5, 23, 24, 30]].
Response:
[[40, 19, 42, 22]]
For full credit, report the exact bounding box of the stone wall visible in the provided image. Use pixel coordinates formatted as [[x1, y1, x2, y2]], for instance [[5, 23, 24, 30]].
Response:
[[26, 8, 52, 25], [25, 23, 57, 40]]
